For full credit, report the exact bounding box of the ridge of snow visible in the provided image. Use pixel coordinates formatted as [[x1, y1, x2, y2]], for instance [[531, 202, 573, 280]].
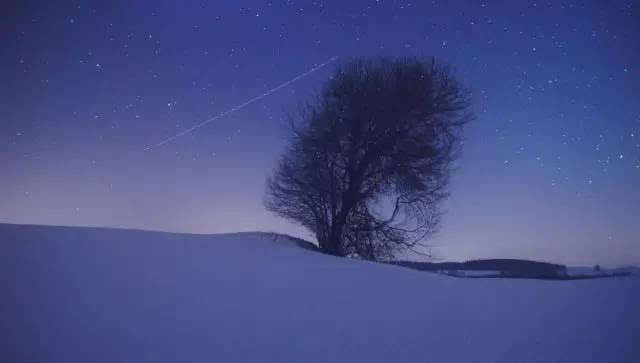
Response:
[[1, 223, 638, 362]]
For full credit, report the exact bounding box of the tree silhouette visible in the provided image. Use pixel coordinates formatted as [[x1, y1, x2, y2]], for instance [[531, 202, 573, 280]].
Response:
[[265, 56, 471, 260]]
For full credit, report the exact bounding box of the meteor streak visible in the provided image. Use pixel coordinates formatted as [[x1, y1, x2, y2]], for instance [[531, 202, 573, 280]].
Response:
[[145, 56, 338, 150]]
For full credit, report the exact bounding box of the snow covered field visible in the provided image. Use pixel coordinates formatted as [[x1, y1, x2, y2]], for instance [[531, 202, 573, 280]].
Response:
[[2, 223, 638, 362]]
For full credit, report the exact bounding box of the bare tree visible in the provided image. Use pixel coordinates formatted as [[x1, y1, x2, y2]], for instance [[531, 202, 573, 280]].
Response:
[[265, 56, 471, 261]]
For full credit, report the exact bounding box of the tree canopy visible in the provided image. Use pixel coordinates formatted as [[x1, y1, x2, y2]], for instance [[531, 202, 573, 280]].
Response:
[[265, 56, 471, 261]]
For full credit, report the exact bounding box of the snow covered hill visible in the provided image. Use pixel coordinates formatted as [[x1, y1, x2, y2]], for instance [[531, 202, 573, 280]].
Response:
[[1, 223, 638, 362]]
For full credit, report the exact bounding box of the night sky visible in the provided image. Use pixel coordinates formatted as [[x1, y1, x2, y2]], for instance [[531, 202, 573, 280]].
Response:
[[2, 1, 639, 266]]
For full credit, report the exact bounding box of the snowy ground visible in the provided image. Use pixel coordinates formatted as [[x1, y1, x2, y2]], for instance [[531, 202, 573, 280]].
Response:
[[440, 270, 502, 277], [2, 223, 638, 362], [565, 266, 635, 278]]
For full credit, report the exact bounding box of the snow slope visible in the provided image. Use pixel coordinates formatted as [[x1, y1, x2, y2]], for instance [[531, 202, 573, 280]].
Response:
[[1, 223, 638, 362]]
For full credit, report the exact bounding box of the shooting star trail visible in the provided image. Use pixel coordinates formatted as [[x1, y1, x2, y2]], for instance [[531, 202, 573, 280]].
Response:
[[145, 56, 338, 150]]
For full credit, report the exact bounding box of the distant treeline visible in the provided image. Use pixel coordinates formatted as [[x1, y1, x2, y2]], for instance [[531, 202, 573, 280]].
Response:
[[390, 259, 633, 280], [391, 259, 550, 279], [391, 258, 564, 277]]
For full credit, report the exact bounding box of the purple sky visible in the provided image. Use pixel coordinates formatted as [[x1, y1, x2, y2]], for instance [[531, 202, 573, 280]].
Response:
[[2, 0, 639, 266]]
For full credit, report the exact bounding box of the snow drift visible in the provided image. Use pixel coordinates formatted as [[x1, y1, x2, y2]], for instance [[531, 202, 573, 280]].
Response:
[[1, 223, 638, 362]]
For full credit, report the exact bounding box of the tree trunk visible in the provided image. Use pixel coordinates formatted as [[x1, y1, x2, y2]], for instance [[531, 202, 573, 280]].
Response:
[[325, 214, 348, 256], [325, 231, 343, 256]]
